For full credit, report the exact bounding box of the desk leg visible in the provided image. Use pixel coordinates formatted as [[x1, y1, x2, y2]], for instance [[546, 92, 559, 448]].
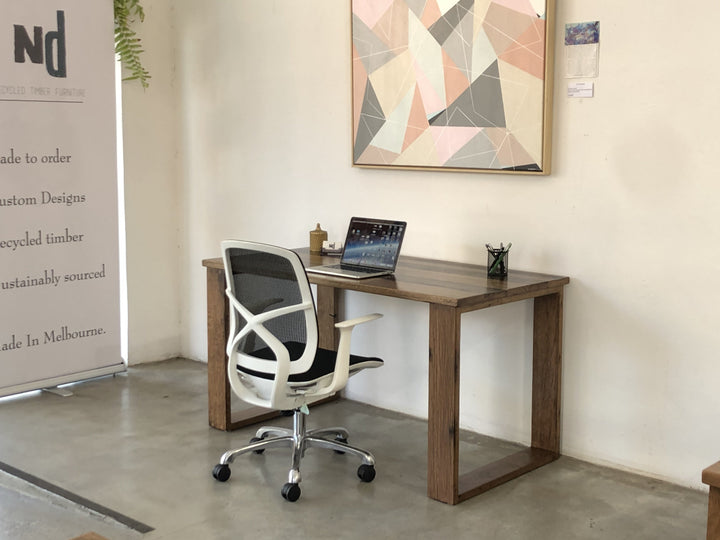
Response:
[[703, 463, 720, 540], [709, 486, 720, 540], [315, 285, 339, 350], [531, 291, 563, 454], [428, 291, 564, 505], [206, 266, 231, 430], [428, 304, 461, 504]]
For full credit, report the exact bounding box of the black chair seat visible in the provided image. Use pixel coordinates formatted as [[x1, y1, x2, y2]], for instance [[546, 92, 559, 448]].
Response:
[[237, 341, 383, 384]]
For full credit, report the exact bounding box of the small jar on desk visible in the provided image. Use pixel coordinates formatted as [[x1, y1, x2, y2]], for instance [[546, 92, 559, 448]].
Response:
[[309, 223, 327, 253]]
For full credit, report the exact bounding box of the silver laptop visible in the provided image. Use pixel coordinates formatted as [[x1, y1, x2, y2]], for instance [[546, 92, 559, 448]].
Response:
[[306, 217, 406, 279]]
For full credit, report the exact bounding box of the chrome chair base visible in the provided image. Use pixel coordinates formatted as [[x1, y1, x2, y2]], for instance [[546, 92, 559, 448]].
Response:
[[213, 408, 376, 501]]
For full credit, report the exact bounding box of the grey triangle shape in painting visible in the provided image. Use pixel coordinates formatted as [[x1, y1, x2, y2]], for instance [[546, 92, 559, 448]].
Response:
[[405, 0, 427, 19], [352, 14, 397, 74], [444, 131, 499, 169], [428, 0, 475, 45], [354, 81, 386, 161], [442, 5, 474, 79], [429, 60, 506, 128]]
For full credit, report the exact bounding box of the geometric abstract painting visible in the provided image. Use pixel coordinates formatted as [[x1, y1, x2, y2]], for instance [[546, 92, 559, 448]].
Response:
[[352, 0, 555, 174]]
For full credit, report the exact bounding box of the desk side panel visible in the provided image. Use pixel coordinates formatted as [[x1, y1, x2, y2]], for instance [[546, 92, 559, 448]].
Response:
[[427, 304, 461, 504], [708, 486, 720, 540], [315, 285, 340, 350], [206, 266, 231, 430], [531, 291, 563, 454]]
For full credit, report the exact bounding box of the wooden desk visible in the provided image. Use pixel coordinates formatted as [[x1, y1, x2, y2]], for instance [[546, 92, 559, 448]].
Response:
[[704, 461, 720, 540], [202, 249, 569, 505]]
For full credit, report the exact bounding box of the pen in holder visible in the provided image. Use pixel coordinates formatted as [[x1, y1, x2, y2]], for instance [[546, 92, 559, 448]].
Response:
[[486, 242, 511, 278]]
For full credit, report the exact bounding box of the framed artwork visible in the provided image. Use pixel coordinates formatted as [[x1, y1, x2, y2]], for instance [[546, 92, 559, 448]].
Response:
[[351, 0, 556, 174]]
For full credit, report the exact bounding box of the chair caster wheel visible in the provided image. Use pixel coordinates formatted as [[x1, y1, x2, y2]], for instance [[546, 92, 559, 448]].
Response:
[[281, 482, 301, 502], [212, 464, 231, 482], [334, 436, 347, 454], [249, 437, 265, 454], [357, 464, 376, 483]]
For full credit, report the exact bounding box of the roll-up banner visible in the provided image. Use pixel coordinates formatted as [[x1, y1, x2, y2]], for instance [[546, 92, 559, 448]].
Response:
[[0, 0, 124, 397]]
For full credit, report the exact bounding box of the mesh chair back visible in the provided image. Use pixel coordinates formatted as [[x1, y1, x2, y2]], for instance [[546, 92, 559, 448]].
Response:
[[227, 248, 307, 356], [222, 242, 318, 390]]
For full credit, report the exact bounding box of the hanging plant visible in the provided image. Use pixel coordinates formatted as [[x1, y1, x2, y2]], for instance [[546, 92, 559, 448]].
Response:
[[114, 0, 150, 88]]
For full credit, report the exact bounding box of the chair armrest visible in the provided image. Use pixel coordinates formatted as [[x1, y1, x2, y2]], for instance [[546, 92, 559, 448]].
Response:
[[316, 313, 382, 396], [335, 313, 383, 329]]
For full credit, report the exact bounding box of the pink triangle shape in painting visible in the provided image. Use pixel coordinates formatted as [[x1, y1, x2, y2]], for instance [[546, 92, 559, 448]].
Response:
[[442, 49, 470, 107], [483, 3, 534, 56], [413, 59, 445, 120], [429, 126, 482, 164], [421, 0, 443, 28], [484, 128, 535, 168], [403, 85, 430, 152], [499, 18, 545, 79], [493, 0, 541, 18], [353, 0, 394, 29], [357, 144, 400, 165], [353, 43, 368, 139], [374, 0, 410, 50]]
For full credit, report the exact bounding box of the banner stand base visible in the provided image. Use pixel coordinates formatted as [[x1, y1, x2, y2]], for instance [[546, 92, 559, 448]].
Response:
[[42, 387, 74, 397], [0, 363, 126, 399]]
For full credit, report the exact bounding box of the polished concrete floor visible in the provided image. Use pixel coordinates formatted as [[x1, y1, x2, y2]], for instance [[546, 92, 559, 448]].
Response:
[[0, 358, 709, 539]]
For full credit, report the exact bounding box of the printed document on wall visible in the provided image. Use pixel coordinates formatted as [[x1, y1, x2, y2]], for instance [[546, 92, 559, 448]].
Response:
[[565, 21, 600, 78]]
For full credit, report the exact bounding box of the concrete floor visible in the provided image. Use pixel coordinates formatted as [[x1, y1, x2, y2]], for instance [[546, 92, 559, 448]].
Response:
[[0, 358, 709, 540]]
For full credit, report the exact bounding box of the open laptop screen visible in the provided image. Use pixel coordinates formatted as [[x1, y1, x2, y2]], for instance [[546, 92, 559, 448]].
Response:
[[341, 218, 406, 270]]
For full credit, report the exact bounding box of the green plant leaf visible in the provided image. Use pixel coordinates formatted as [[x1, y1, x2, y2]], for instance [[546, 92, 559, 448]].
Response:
[[114, 0, 150, 89]]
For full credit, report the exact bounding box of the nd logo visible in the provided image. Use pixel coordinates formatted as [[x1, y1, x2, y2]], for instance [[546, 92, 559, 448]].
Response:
[[13, 11, 67, 78]]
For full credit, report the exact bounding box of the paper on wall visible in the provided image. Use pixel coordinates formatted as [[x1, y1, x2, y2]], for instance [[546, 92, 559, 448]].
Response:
[[565, 22, 600, 78]]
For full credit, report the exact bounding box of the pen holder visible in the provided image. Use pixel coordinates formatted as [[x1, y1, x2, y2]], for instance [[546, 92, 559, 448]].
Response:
[[487, 246, 510, 278]]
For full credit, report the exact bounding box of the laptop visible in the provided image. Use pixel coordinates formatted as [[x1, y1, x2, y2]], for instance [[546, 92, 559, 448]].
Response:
[[306, 217, 406, 279]]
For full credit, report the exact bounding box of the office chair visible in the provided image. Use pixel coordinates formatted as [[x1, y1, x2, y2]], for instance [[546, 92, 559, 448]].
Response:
[[212, 240, 384, 502]]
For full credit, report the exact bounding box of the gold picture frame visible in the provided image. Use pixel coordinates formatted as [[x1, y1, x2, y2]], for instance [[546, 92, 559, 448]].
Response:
[[351, 0, 555, 175]]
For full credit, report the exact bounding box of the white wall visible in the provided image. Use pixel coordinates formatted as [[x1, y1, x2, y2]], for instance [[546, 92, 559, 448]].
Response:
[[121, 0, 181, 363], [123, 0, 720, 489]]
